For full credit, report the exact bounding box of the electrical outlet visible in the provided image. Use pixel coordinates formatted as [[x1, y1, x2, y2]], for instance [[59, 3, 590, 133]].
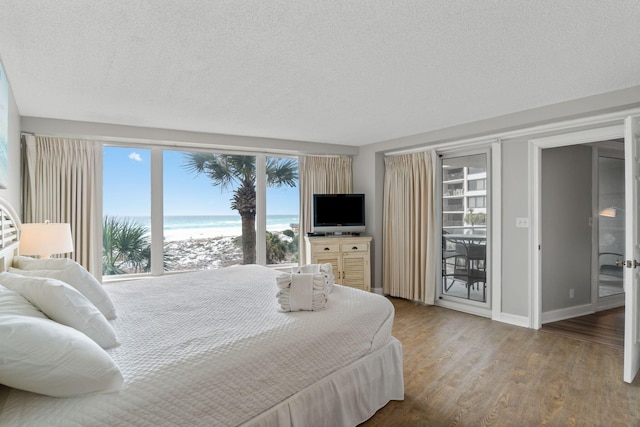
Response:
[[570, 289, 575, 299], [516, 217, 529, 228]]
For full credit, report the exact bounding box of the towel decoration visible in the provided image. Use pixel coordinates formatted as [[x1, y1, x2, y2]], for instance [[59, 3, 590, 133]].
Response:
[[292, 263, 335, 293], [289, 273, 315, 311], [276, 264, 335, 312]]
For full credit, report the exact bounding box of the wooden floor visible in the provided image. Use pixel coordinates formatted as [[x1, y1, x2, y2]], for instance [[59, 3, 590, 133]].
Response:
[[360, 298, 640, 426], [541, 306, 625, 350]]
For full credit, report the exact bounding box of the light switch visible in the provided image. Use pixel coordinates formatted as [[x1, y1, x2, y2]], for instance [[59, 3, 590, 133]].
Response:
[[516, 217, 529, 228]]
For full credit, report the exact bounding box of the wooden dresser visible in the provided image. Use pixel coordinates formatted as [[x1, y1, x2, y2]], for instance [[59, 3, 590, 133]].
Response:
[[304, 235, 372, 292]]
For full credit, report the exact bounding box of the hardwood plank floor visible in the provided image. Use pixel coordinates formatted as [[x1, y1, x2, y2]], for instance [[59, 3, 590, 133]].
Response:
[[360, 298, 640, 426], [541, 306, 625, 350]]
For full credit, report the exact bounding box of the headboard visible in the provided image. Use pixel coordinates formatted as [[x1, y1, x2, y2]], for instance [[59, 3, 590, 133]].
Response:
[[0, 197, 21, 271]]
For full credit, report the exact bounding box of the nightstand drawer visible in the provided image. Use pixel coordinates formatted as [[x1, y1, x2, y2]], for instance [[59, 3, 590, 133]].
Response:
[[341, 243, 368, 252], [313, 243, 340, 253]]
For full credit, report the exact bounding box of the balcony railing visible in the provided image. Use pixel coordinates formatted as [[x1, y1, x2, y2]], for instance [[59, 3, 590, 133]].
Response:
[[443, 188, 465, 196]]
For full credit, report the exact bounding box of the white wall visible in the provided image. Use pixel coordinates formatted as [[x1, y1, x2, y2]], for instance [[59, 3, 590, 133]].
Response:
[[500, 140, 530, 316], [352, 149, 384, 289], [541, 145, 592, 312]]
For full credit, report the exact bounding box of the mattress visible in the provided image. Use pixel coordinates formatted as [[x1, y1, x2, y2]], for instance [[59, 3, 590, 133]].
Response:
[[0, 265, 396, 426]]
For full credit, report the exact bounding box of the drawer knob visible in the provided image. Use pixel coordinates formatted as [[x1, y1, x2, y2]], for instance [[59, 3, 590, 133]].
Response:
[[352, 246, 358, 250], [324, 247, 330, 251]]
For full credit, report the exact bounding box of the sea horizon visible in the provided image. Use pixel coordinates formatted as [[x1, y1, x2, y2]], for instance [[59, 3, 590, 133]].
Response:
[[107, 214, 299, 241]]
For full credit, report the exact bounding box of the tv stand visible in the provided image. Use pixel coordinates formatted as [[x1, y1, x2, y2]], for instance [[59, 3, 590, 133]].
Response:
[[304, 235, 372, 292]]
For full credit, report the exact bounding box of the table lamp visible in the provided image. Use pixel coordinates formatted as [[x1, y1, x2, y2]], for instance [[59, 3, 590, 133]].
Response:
[[20, 221, 74, 259]]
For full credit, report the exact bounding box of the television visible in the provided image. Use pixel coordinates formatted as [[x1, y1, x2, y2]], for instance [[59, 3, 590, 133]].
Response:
[[312, 193, 365, 235]]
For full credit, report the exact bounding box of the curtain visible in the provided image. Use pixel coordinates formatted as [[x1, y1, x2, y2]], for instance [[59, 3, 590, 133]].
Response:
[[383, 151, 437, 303], [298, 156, 352, 262], [22, 135, 103, 278]]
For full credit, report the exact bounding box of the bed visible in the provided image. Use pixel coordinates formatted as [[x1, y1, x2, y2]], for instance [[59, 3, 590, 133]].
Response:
[[0, 199, 403, 426]]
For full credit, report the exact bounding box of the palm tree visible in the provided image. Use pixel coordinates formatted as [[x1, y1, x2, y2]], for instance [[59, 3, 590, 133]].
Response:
[[103, 216, 151, 275], [183, 154, 297, 264], [266, 231, 289, 264]]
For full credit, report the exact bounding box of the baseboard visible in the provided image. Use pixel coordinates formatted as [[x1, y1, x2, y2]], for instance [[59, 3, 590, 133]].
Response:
[[493, 312, 530, 328], [541, 303, 593, 324], [436, 298, 491, 318], [598, 294, 625, 311]]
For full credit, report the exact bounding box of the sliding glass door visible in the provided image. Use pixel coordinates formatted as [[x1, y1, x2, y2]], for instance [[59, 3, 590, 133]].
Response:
[[440, 153, 489, 304]]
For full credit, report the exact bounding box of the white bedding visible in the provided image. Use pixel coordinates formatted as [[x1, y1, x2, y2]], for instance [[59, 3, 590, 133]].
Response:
[[0, 265, 397, 426]]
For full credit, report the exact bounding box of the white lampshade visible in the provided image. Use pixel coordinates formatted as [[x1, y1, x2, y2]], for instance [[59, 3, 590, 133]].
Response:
[[20, 222, 74, 258]]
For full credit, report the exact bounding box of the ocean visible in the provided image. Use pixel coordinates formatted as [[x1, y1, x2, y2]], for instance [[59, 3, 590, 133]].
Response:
[[119, 214, 299, 241]]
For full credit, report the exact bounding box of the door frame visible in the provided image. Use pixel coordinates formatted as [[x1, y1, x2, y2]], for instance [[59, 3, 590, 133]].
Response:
[[529, 125, 624, 329]]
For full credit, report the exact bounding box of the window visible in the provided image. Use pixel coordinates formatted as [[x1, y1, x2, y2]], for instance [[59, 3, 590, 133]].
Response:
[[443, 198, 464, 212], [103, 146, 299, 276], [163, 150, 245, 271], [102, 147, 151, 276], [443, 182, 464, 196], [468, 179, 486, 191], [443, 167, 464, 181], [468, 196, 486, 208], [266, 156, 299, 265]]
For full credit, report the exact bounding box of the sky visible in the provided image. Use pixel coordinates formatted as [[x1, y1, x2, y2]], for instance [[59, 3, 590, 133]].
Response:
[[103, 147, 299, 217]]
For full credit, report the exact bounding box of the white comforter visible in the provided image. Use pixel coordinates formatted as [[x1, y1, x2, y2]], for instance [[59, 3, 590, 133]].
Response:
[[0, 265, 395, 426]]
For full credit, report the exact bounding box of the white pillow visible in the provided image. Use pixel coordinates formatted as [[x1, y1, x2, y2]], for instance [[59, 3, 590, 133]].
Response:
[[0, 272, 118, 349], [13, 255, 75, 270], [9, 264, 117, 320], [0, 314, 124, 397], [0, 285, 47, 318]]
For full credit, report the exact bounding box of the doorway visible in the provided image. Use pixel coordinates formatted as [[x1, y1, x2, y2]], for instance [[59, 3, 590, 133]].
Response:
[[538, 141, 625, 326], [530, 125, 626, 332]]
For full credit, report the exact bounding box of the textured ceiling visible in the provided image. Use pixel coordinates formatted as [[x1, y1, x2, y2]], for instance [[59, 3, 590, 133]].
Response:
[[1, 1, 640, 146]]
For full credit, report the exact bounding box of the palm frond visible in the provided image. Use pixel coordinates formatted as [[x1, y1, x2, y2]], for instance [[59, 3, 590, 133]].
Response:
[[266, 157, 298, 187]]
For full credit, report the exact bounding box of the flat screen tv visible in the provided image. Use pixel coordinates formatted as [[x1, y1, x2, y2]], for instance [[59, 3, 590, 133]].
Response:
[[312, 193, 365, 234]]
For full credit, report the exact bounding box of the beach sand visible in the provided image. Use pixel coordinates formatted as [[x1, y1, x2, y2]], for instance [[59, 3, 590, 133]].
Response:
[[163, 236, 244, 270], [109, 228, 296, 274], [162, 230, 296, 271]]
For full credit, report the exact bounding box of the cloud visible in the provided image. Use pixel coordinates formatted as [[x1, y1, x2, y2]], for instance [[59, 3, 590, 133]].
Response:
[[128, 152, 143, 162]]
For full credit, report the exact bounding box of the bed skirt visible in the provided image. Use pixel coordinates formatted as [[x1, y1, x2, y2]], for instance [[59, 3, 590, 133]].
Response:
[[243, 337, 404, 427]]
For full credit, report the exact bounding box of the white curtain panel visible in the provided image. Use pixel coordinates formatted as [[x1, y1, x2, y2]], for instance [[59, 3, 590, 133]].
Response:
[[383, 151, 437, 304], [298, 156, 352, 262], [22, 135, 103, 278]]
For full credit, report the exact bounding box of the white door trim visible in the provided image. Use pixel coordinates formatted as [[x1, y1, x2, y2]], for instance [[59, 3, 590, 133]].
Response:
[[529, 125, 624, 329], [623, 115, 640, 383], [491, 142, 502, 321]]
